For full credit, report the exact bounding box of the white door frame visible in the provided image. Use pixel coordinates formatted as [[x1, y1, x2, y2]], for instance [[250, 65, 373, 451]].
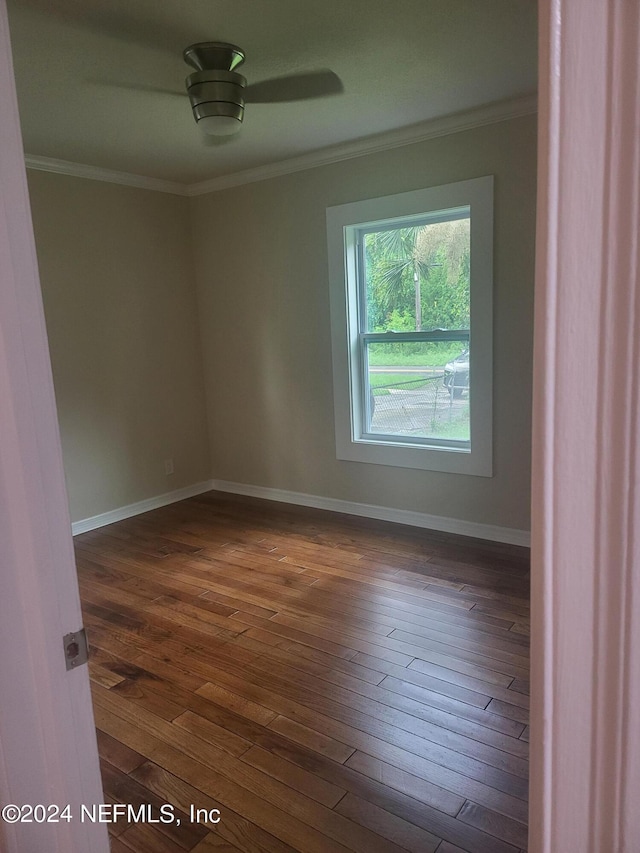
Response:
[[0, 2, 108, 850], [530, 0, 640, 850], [2, 0, 639, 850]]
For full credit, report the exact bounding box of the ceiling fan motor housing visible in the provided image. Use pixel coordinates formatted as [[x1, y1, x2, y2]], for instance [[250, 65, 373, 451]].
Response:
[[184, 43, 246, 133], [186, 68, 246, 127]]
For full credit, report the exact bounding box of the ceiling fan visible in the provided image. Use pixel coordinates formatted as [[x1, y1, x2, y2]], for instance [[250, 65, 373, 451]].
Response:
[[182, 41, 343, 137]]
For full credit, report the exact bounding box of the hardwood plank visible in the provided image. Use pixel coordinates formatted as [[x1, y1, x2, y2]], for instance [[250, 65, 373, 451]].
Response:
[[335, 792, 441, 853], [95, 700, 352, 853], [107, 838, 134, 853], [383, 613, 531, 657], [130, 761, 297, 853], [308, 573, 511, 628], [255, 723, 481, 831], [184, 680, 278, 726], [74, 493, 530, 853], [279, 553, 470, 605], [388, 629, 529, 676], [334, 784, 519, 853], [173, 710, 253, 757], [218, 652, 530, 776], [509, 677, 531, 696], [118, 824, 190, 853], [459, 585, 531, 609], [377, 677, 528, 748], [237, 617, 415, 667], [272, 640, 387, 685], [486, 699, 530, 725], [205, 548, 517, 656], [199, 589, 278, 619], [458, 800, 529, 849], [101, 654, 368, 767], [380, 671, 491, 709], [96, 730, 145, 774], [110, 651, 210, 695], [295, 664, 524, 774], [185, 552, 320, 588], [143, 596, 250, 639], [99, 758, 207, 849], [269, 608, 394, 638], [472, 602, 531, 620], [102, 669, 288, 759], [407, 659, 530, 709], [89, 660, 126, 689], [228, 634, 529, 753], [195, 540, 476, 624], [93, 686, 409, 853], [193, 665, 531, 803], [83, 599, 222, 653], [340, 750, 465, 815], [82, 621, 146, 660], [354, 649, 511, 689], [165, 639, 528, 809], [189, 833, 245, 852], [436, 842, 477, 853], [344, 750, 529, 825], [109, 678, 186, 722], [77, 547, 210, 597], [104, 793, 129, 838], [266, 715, 355, 764], [241, 745, 346, 808], [289, 570, 524, 637]]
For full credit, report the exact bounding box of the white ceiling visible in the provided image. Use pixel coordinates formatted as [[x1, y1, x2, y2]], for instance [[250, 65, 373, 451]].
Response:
[[7, 0, 537, 185]]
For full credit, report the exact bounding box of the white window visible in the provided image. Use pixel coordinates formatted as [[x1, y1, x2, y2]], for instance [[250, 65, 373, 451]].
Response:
[[327, 176, 493, 476]]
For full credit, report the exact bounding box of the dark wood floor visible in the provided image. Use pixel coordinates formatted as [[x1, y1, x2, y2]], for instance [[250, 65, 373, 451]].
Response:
[[74, 491, 530, 853]]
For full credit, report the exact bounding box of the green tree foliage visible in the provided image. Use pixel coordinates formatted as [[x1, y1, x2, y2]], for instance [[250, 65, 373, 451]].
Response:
[[364, 218, 470, 332]]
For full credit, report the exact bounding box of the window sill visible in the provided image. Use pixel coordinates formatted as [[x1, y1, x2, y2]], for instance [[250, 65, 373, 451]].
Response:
[[336, 434, 492, 476]]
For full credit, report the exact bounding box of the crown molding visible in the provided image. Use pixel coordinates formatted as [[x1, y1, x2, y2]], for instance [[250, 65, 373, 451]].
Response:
[[24, 154, 188, 196], [23, 93, 537, 198], [187, 93, 538, 196]]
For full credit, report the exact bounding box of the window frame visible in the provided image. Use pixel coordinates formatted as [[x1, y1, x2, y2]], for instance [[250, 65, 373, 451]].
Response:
[[326, 176, 493, 476]]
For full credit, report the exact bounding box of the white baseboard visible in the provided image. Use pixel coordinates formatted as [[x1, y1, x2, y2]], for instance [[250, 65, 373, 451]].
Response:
[[210, 479, 531, 547], [71, 476, 530, 546], [71, 480, 215, 535]]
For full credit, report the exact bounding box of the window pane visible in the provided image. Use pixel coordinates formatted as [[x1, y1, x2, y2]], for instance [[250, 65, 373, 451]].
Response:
[[366, 341, 470, 442], [363, 216, 470, 333]]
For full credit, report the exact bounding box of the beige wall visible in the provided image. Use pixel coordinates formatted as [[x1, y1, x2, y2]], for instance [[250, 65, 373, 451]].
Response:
[[27, 113, 535, 532], [190, 115, 536, 531], [27, 171, 211, 522]]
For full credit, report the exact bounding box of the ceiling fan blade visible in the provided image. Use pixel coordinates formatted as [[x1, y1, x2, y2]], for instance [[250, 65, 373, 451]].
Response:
[[244, 70, 343, 104], [17, 0, 193, 54], [91, 80, 186, 99]]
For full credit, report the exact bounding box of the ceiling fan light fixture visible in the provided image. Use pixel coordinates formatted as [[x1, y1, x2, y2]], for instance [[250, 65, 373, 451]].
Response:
[[180, 40, 343, 141], [198, 113, 243, 136], [187, 67, 246, 136], [192, 100, 244, 135]]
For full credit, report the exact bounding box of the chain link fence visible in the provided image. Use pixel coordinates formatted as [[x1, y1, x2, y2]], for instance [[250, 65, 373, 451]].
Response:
[[370, 373, 469, 440]]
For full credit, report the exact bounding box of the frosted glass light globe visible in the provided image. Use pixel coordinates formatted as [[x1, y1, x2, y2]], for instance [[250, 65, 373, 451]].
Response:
[[198, 114, 242, 136]]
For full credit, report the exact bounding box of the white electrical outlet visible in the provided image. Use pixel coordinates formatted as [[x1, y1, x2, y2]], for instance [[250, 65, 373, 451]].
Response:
[[164, 458, 174, 475]]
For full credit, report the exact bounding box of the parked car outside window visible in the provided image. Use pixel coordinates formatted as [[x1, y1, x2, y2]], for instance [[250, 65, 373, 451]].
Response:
[[443, 348, 469, 398]]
